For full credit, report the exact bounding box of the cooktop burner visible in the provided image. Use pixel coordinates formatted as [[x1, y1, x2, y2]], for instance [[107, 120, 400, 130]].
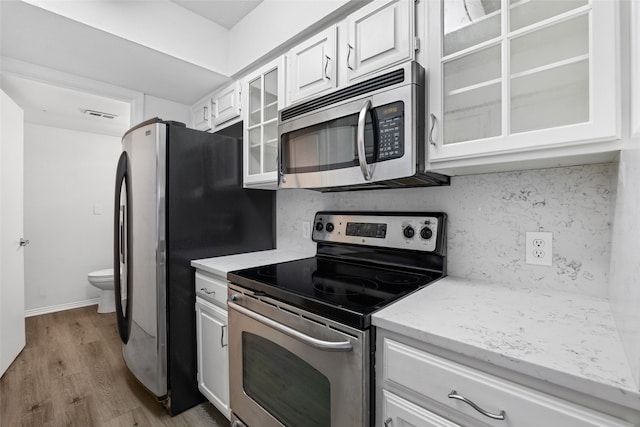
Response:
[[313, 276, 379, 296], [228, 212, 447, 329]]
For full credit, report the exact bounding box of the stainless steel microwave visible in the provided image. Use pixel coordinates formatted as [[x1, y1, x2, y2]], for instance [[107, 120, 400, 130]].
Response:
[[278, 61, 449, 191]]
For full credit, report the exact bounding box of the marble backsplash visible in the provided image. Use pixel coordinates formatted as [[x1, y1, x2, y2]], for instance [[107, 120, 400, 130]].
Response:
[[276, 163, 617, 298]]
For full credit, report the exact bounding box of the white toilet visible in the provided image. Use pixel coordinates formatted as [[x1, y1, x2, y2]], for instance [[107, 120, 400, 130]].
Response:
[[88, 268, 115, 313]]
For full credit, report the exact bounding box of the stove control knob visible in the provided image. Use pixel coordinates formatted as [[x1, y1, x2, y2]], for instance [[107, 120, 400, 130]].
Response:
[[325, 222, 334, 232], [403, 226, 415, 239], [315, 222, 324, 232], [420, 227, 433, 240]]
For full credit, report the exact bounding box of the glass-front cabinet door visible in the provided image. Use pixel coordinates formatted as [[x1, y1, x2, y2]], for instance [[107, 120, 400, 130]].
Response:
[[427, 0, 619, 170], [243, 57, 284, 189]]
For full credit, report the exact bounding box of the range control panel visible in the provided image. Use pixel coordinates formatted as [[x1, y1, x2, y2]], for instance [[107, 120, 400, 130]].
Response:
[[312, 212, 446, 254]]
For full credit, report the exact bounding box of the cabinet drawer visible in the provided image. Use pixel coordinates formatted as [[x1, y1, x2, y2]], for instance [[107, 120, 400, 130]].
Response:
[[383, 338, 630, 427], [195, 272, 227, 307], [382, 390, 461, 427]]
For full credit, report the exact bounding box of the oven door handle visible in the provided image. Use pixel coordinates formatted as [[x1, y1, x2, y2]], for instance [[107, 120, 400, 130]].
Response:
[[228, 300, 353, 352], [357, 99, 374, 181]]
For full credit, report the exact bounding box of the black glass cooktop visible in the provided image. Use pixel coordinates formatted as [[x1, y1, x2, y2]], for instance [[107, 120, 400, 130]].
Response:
[[228, 256, 441, 329]]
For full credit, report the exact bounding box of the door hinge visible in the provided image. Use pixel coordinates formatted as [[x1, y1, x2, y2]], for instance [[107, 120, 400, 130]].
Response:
[[414, 37, 421, 52]]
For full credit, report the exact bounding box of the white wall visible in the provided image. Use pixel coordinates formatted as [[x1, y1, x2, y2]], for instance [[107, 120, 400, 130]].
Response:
[[277, 163, 617, 298], [22, 0, 229, 74], [609, 139, 640, 387], [23, 123, 121, 313], [608, 0, 640, 387], [143, 95, 191, 125]]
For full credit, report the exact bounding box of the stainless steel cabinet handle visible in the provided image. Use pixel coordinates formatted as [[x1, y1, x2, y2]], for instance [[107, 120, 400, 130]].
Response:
[[429, 113, 437, 146], [347, 44, 354, 70], [357, 99, 373, 181], [19, 238, 30, 246], [221, 325, 227, 348], [200, 287, 215, 295], [228, 300, 353, 352], [324, 55, 331, 80], [448, 390, 506, 420], [203, 105, 208, 121], [384, 417, 393, 427]]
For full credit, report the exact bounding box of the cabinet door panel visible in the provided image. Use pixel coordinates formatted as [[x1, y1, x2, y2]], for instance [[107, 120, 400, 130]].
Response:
[[346, 0, 413, 82], [213, 82, 241, 126], [192, 100, 212, 131], [287, 27, 337, 104], [196, 298, 230, 419], [242, 57, 283, 188]]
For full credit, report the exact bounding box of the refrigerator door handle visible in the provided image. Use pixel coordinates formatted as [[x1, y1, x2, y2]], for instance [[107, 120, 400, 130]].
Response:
[[114, 151, 133, 344]]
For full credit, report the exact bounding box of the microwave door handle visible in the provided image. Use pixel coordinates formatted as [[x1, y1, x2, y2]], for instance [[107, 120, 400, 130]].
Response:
[[357, 99, 373, 181]]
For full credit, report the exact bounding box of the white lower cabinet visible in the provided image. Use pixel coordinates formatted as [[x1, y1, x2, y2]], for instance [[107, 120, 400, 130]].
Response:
[[377, 331, 632, 427], [195, 295, 230, 419]]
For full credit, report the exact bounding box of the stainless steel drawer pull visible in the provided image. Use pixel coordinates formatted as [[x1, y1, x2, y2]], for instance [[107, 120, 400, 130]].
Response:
[[448, 390, 506, 420], [200, 287, 215, 295], [384, 417, 393, 427]]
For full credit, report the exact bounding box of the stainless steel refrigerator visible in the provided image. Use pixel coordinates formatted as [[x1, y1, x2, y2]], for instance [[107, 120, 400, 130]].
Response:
[[113, 118, 274, 415]]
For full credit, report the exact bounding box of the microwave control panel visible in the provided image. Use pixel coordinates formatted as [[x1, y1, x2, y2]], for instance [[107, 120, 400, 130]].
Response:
[[375, 102, 404, 161]]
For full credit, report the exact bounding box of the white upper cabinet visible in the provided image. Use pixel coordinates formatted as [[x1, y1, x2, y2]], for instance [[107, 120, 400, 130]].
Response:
[[242, 56, 285, 189], [212, 81, 241, 127], [427, 0, 620, 173], [191, 81, 241, 132], [345, 0, 415, 83], [285, 0, 415, 105], [191, 98, 212, 131], [287, 26, 337, 105]]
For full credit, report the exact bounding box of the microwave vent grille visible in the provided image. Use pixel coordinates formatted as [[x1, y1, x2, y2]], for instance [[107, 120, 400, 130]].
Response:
[[281, 68, 405, 121]]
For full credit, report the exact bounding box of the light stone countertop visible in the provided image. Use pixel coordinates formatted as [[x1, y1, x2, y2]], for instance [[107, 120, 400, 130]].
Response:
[[372, 276, 640, 411], [191, 248, 316, 280]]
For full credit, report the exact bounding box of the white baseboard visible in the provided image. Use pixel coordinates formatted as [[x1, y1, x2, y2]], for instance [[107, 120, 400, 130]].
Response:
[[25, 298, 101, 317]]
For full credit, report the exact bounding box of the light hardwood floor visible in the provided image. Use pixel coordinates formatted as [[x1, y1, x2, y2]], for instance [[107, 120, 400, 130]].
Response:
[[0, 305, 230, 427]]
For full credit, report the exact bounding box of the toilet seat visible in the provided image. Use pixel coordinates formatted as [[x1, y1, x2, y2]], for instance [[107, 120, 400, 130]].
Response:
[[88, 268, 114, 284]]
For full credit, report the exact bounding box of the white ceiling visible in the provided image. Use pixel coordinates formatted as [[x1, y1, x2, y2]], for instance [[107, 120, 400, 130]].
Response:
[[0, 0, 263, 135], [171, 0, 263, 29], [1, 73, 132, 137]]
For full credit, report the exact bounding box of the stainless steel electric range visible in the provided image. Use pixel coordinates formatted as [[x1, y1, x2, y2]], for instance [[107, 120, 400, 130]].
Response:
[[227, 212, 447, 427]]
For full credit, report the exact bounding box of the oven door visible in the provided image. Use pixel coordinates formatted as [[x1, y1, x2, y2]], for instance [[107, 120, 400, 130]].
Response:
[[227, 287, 369, 427], [279, 82, 418, 189]]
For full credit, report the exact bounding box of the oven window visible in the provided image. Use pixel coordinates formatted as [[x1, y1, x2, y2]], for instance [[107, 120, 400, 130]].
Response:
[[281, 113, 375, 174], [242, 332, 330, 427]]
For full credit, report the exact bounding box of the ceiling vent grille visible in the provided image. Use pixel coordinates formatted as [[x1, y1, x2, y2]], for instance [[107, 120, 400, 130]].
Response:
[[84, 109, 117, 119]]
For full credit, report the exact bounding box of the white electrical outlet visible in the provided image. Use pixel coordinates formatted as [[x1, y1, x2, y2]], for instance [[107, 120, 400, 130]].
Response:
[[302, 221, 311, 238], [526, 232, 553, 266]]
